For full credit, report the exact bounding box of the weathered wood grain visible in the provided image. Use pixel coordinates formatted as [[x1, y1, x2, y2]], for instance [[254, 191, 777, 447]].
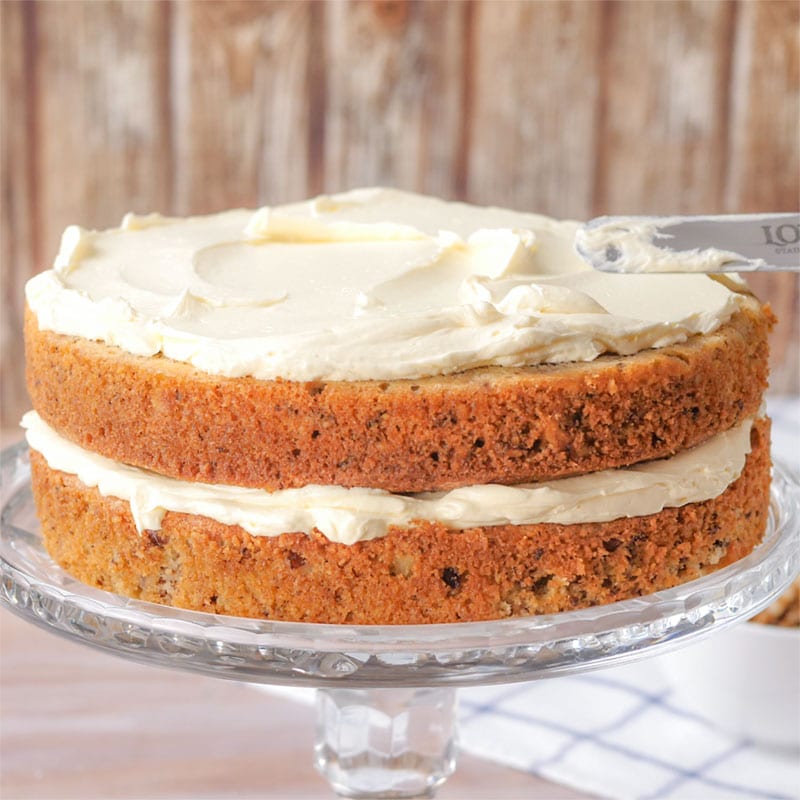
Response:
[[593, 0, 737, 216], [33, 1, 171, 253], [172, 0, 314, 213], [727, 0, 800, 213], [467, 1, 603, 218], [727, 0, 799, 394], [322, 0, 468, 198], [1, 2, 36, 427]]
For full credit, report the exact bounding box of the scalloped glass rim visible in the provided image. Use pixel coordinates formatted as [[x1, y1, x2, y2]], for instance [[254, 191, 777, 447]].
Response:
[[2, 441, 798, 688]]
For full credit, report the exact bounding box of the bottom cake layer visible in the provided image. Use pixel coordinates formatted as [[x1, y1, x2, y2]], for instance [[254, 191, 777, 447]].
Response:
[[31, 419, 771, 625]]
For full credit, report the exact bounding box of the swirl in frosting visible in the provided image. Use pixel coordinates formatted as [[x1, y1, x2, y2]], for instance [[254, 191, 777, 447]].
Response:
[[26, 188, 745, 382]]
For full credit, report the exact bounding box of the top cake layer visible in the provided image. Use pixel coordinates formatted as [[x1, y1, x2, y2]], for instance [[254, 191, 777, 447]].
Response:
[[24, 189, 773, 492], [26, 187, 746, 383]]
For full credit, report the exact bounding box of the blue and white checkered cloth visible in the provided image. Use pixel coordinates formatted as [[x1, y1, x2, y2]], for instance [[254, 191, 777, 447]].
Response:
[[258, 396, 800, 799], [458, 659, 798, 800], [262, 653, 799, 800]]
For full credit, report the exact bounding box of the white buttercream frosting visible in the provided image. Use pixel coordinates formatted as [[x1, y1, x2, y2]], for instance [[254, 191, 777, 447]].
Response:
[[25, 188, 747, 382], [22, 411, 755, 545]]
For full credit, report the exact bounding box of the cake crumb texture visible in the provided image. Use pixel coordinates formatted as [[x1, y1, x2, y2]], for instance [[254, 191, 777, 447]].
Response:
[[25, 301, 773, 493], [30, 419, 771, 625]]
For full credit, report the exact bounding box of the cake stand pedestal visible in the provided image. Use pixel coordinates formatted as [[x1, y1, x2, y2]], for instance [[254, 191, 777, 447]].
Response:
[[2, 442, 798, 799], [315, 686, 458, 797]]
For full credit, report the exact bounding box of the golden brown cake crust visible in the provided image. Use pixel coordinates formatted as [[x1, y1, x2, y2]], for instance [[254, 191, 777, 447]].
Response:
[[25, 301, 773, 493], [30, 419, 771, 625]]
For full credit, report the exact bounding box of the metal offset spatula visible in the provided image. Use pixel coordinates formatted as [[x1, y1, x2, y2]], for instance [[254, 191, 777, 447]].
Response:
[[575, 213, 800, 273]]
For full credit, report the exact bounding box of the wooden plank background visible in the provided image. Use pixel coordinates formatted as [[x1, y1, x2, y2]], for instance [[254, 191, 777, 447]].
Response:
[[2, 0, 798, 428]]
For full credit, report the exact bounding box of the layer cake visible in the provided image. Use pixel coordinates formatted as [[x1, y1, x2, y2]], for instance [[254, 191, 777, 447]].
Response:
[[22, 189, 774, 624]]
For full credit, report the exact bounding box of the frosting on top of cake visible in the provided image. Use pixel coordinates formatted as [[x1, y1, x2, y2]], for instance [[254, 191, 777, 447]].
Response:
[[23, 410, 756, 544], [26, 188, 746, 382]]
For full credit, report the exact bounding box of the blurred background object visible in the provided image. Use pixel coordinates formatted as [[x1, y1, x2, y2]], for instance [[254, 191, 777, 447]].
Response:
[[2, 0, 798, 428], [752, 574, 800, 627]]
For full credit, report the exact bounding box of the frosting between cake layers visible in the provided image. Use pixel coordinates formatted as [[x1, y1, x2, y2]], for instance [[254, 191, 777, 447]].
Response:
[[25, 188, 746, 382], [22, 411, 756, 545]]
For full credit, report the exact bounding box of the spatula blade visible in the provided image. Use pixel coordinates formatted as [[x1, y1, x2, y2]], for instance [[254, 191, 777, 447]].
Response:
[[576, 213, 800, 273]]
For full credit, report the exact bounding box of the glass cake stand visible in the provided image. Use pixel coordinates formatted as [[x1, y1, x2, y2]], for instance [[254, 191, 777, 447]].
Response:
[[2, 441, 799, 799]]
